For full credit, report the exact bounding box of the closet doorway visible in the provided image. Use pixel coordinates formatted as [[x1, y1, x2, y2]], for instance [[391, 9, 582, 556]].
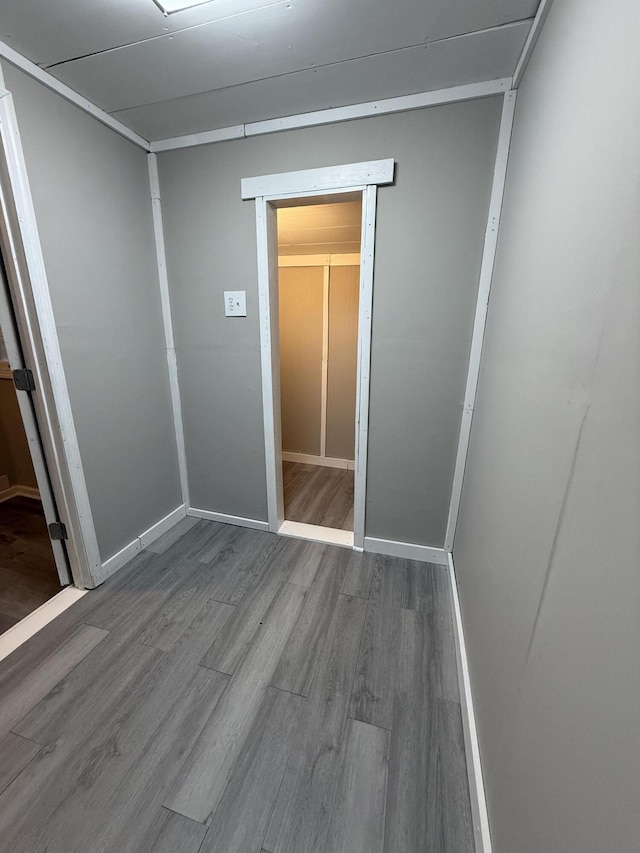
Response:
[[277, 200, 361, 538]]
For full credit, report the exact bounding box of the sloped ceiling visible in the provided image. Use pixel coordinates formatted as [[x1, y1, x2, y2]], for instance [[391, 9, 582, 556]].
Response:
[[0, 0, 539, 141]]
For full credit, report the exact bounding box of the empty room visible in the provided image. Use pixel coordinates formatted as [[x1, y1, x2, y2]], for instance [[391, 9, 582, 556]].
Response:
[[0, 1, 637, 852]]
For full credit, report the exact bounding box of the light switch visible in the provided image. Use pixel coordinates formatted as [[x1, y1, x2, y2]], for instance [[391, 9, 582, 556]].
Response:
[[224, 290, 247, 317]]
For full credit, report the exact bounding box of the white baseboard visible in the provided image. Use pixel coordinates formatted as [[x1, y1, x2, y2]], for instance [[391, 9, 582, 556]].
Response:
[[139, 504, 187, 549], [187, 507, 269, 531], [282, 451, 355, 470], [0, 484, 41, 503], [447, 553, 492, 853], [278, 520, 354, 548], [0, 586, 87, 663], [363, 536, 448, 566], [98, 503, 187, 583]]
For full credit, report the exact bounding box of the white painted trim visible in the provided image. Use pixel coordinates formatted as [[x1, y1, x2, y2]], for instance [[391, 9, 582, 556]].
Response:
[[147, 153, 190, 507], [448, 553, 492, 852], [0, 484, 41, 502], [139, 503, 187, 549], [352, 185, 376, 549], [0, 40, 150, 151], [278, 520, 353, 548], [151, 124, 245, 153], [0, 91, 101, 588], [245, 80, 510, 138], [278, 253, 360, 267], [187, 506, 270, 531], [99, 537, 141, 580], [281, 451, 354, 470], [363, 536, 449, 566], [98, 503, 188, 580], [0, 586, 87, 664], [513, 0, 553, 88], [320, 264, 329, 458], [242, 159, 394, 200], [444, 90, 517, 552], [255, 198, 284, 532], [155, 80, 511, 154]]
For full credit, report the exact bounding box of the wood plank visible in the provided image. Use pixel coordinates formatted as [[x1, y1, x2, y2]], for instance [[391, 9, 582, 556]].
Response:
[[263, 594, 367, 853], [0, 732, 41, 796], [323, 719, 389, 853], [201, 538, 323, 675], [383, 610, 474, 853], [145, 515, 199, 554], [165, 582, 306, 823], [0, 622, 108, 736], [283, 462, 354, 530], [271, 546, 350, 696], [0, 603, 232, 852], [349, 555, 405, 730], [13, 634, 164, 745], [139, 809, 207, 852], [201, 687, 304, 853], [340, 549, 377, 599]]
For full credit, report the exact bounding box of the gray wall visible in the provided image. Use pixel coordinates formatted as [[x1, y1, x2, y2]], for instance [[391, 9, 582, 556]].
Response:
[[4, 64, 182, 563], [453, 1, 640, 850], [159, 98, 501, 542]]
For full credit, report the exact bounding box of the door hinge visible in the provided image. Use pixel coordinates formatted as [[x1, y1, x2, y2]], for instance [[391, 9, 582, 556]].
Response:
[[48, 521, 68, 541], [13, 368, 36, 392]]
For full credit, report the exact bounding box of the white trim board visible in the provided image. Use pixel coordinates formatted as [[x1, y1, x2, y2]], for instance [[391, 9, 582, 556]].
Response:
[[282, 451, 355, 470], [98, 503, 187, 581], [444, 90, 517, 552], [448, 552, 492, 852], [152, 79, 511, 153], [0, 586, 87, 664], [278, 520, 354, 549], [363, 536, 449, 566], [513, 0, 554, 88], [187, 506, 269, 531], [242, 159, 393, 200], [148, 153, 190, 507]]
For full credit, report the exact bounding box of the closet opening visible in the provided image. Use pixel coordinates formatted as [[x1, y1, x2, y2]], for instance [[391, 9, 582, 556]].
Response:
[[277, 198, 361, 539]]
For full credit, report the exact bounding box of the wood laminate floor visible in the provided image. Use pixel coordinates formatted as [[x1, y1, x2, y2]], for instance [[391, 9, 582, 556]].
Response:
[[283, 461, 354, 530], [0, 497, 61, 634], [0, 518, 474, 853]]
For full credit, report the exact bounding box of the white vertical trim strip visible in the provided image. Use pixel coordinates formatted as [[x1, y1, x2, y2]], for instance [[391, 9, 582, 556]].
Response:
[[255, 197, 282, 532], [0, 40, 150, 150], [513, 0, 554, 88], [448, 552, 492, 852], [320, 264, 330, 458], [0, 91, 101, 588], [147, 153, 190, 507], [352, 185, 377, 549], [444, 90, 517, 552]]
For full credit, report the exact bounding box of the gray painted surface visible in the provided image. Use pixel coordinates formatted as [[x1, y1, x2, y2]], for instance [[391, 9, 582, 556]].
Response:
[[3, 63, 181, 562], [159, 99, 501, 542], [453, 1, 640, 851]]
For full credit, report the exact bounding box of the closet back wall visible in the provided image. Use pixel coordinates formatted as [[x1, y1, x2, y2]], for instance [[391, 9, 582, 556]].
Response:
[[159, 98, 501, 546]]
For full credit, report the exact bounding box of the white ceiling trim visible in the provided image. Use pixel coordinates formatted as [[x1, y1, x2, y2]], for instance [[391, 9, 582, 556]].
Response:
[[0, 39, 151, 151], [152, 77, 512, 153], [513, 0, 554, 87]]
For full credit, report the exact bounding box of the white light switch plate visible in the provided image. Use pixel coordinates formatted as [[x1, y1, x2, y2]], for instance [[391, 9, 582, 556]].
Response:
[[224, 290, 247, 317]]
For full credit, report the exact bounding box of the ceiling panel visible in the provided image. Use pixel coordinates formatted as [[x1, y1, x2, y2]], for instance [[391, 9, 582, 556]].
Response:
[[428, 0, 538, 40], [112, 22, 530, 140], [0, 0, 289, 67]]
